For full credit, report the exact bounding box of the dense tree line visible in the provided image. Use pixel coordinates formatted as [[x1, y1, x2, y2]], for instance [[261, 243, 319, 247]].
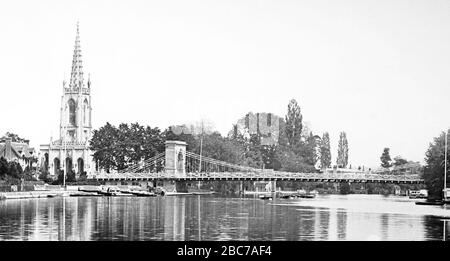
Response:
[[0, 157, 37, 183], [90, 99, 326, 174], [0, 157, 23, 180]]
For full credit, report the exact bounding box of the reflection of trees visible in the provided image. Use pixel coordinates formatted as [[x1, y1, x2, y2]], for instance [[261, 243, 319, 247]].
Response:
[[318, 209, 330, 240], [423, 216, 445, 241], [297, 208, 315, 240], [3, 196, 448, 241], [380, 214, 389, 241], [337, 210, 347, 240]]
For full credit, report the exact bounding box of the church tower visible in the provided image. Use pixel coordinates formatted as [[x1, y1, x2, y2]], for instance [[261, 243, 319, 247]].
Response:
[[60, 22, 92, 143], [39, 22, 94, 180]]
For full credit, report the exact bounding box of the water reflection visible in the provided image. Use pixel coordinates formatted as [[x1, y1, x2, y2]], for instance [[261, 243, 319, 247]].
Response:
[[0, 195, 449, 241]]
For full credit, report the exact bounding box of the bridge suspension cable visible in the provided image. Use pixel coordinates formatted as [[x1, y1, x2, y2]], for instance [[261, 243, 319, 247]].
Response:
[[118, 152, 165, 174], [185, 151, 261, 173]]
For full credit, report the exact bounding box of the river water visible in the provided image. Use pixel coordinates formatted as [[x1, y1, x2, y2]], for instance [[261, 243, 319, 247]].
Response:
[[0, 194, 449, 241]]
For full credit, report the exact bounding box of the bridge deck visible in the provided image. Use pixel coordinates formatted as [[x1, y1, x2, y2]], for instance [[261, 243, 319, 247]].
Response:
[[93, 172, 423, 184]]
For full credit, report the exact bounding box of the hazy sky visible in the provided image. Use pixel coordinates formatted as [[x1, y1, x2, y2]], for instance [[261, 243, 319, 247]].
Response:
[[1, 0, 449, 168]]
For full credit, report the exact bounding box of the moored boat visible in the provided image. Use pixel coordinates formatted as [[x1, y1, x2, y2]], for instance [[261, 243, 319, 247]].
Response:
[[300, 194, 316, 199], [98, 186, 132, 196], [415, 200, 444, 206], [409, 190, 428, 199], [259, 194, 273, 200], [130, 190, 157, 197]]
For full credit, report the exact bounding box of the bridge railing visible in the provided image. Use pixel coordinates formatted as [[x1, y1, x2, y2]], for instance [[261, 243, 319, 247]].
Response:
[[92, 171, 423, 182]]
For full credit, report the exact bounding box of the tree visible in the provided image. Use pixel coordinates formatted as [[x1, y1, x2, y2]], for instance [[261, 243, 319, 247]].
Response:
[[295, 132, 319, 167], [38, 170, 52, 183], [380, 148, 392, 168], [90, 122, 120, 173], [336, 132, 349, 168], [285, 99, 303, 147], [340, 182, 352, 194], [193, 132, 244, 165], [260, 145, 278, 170], [423, 130, 449, 199], [7, 161, 23, 179], [90, 122, 165, 172], [1, 132, 29, 143], [66, 169, 76, 182], [0, 157, 8, 178], [320, 132, 331, 169], [393, 156, 408, 166], [275, 145, 316, 173]]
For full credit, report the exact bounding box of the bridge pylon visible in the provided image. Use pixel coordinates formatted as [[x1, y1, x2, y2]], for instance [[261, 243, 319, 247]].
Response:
[[165, 140, 187, 178]]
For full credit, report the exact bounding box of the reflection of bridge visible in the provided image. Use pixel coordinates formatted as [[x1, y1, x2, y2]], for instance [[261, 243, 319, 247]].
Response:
[[93, 141, 423, 184]]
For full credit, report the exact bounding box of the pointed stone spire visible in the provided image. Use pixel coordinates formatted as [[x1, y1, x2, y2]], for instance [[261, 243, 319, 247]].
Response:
[[69, 21, 84, 89]]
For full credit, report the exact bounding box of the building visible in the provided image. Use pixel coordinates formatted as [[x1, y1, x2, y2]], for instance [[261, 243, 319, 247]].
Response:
[[0, 137, 36, 170], [391, 161, 422, 175], [230, 112, 284, 146], [39, 23, 94, 180], [372, 161, 422, 175]]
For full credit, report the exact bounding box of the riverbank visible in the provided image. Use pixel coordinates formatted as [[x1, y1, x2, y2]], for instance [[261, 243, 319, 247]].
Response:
[[0, 190, 101, 200], [0, 185, 216, 200]]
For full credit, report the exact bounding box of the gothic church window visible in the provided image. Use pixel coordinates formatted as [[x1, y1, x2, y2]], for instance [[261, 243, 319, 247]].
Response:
[[68, 99, 76, 126], [83, 99, 89, 125]]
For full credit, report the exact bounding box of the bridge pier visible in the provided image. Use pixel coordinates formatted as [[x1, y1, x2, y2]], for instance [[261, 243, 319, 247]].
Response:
[[165, 141, 187, 178]]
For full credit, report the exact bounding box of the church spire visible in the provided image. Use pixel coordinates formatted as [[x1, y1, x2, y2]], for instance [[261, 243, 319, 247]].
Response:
[[69, 21, 84, 89]]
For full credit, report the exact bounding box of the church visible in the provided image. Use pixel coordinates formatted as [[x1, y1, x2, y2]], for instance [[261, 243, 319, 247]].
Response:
[[39, 23, 94, 180]]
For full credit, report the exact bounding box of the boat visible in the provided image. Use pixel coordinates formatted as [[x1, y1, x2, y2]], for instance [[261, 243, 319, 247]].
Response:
[[415, 201, 444, 206], [70, 192, 101, 197], [153, 187, 167, 196], [296, 189, 317, 198], [192, 191, 216, 195], [409, 190, 428, 199], [300, 194, 316, 199], [130, 190, 157, 197], [259, 194, 273, 200], [98, 186, 131, 196]]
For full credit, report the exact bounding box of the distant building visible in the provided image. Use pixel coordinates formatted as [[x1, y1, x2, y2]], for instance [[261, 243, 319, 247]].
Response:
[[230, 112, 284, 146], [373, 161, 422, 175], [391, 161, 422, 175], [0, 137, 36, 170]]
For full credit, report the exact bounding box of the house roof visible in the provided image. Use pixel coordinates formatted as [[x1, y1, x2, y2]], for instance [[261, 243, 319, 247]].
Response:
[[0, 144, 21, 160], [0, 141, 35, 160]]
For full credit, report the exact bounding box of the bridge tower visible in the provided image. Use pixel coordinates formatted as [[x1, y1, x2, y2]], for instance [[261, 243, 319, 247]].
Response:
[[165, 141, 187, 178]]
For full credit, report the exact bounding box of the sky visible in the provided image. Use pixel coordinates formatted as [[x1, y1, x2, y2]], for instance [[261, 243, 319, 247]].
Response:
[[1, 0, 449, 169]]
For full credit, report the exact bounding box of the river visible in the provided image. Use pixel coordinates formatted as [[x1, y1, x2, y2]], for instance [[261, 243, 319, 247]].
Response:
[[0, 194, 449, 241]]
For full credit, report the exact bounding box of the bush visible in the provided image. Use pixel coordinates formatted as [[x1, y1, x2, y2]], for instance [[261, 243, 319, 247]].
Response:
[[339, 182, 352, 194], [38, 170, 53, 183]]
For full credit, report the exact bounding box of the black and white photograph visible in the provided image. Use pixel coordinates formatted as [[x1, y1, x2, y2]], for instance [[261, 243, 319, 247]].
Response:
[[0, 0, 449, 253]]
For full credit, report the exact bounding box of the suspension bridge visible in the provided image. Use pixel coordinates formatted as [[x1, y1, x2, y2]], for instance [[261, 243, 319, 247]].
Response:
[[93, 141, 424, 184]]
